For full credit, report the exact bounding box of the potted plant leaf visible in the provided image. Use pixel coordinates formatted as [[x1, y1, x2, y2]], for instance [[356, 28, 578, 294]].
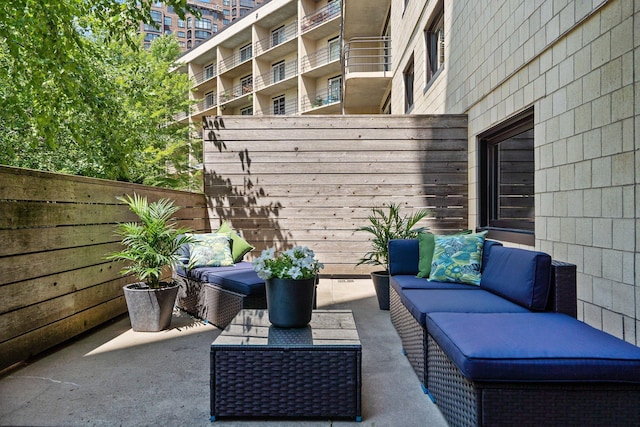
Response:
[[107, 194, 195, 332], [356, 203, 430, 310]]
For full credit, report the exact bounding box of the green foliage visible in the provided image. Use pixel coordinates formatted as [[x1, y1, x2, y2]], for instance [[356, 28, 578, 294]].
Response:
[[107, 194, 195, 288], [0, 0, 201, 190], [252, 247, 324, 280], [355, 203, 431, 271]]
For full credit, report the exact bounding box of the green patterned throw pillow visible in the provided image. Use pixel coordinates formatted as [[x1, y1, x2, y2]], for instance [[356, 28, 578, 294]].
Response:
[[216, 221, 255, 263], [417, 230, 472, 278], [428, 231, 487, 286], [189, 233, 234, 268]]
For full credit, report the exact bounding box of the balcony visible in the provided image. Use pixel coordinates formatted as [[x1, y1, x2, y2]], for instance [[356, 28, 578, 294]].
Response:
[[192, 63, 217, 87], [255, 59, 298, 95], [268, 96, 298, 115], [300, 45, 341, 77], [254, 21, 298, 62], [218, 48, 253, 77], [301, 87, 340, 114], [343, 36, 392, 113], [219, 81, 253, 110], [300, 1, 341, 39]]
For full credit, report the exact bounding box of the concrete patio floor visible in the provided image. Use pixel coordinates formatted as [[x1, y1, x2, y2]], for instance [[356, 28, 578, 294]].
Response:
[[0, 278, 449, 427]]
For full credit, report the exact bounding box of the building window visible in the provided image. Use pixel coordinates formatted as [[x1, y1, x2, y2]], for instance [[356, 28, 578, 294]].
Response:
[[195, 18, 212, 29], [187, 17, 192, 28], [204, 64, 215, 80], [479, 108, 535, 245], [328, 76, 341, 102], [164, 16, 172, 26], [205, 91, 216, 108], [240, 106, 253, 115], [241, 75, 253, 93], [213, 24, 218, 33], [425, 1, 445, 85], [273, 95, 285, 115], [178, 19, 185, 28], [240, 44, 252, 62], [403, 56, 414, 113], [272, 26, 285, 47], [328, 36, 340, 62], [223, 19, 230, 25], [195, 30, 211, 39], [150, 10, 162, 23], [272, 61, 285, 83]]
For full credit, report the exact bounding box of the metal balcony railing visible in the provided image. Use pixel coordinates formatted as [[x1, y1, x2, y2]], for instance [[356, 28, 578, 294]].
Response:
[[344, 36, 391, 73], [269, 97, 298, 115], [219, 81, 253, 104], [219, 47, 252, 74], [301, 87, 341, 111], [255, 21, 298, 56], [255, 59, 298, 90], [300, 1, 341, 33], [300, 45, 341, 73], [193, 64, 217, 86]]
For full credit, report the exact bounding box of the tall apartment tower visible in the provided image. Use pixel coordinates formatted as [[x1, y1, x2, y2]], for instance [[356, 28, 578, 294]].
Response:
[[174, 0, 392, 121], [140, 0, 262, 51]]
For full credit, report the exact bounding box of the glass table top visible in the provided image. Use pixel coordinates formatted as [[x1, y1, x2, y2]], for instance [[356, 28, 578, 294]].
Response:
[[212, 309, 361, 348]]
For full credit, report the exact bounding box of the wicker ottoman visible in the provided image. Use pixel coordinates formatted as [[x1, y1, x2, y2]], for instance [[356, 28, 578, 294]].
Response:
[[210, 309, 362, 421], [426, 312, 640, 427]]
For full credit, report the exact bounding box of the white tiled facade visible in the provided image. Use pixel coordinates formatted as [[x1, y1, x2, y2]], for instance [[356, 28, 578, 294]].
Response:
[[394, 0, 639, 343]]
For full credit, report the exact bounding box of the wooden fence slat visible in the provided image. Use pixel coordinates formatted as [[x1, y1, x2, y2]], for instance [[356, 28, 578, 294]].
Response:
[[0, 297, 127, 371], [0, 278, 128, 343]]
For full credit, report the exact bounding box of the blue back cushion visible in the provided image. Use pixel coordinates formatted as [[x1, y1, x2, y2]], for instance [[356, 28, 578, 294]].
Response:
[[389, 238, 504, 276], [480, 246, 552, 310], [388, 239, 419, 275]]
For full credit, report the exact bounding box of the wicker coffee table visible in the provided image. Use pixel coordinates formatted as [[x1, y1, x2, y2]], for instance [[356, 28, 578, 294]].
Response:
[[210, 309, 362, 421]]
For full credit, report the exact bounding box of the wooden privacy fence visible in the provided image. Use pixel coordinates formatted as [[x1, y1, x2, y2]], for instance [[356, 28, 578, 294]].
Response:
[[0, 166, 208, 371], [203, 114, 469, 276]]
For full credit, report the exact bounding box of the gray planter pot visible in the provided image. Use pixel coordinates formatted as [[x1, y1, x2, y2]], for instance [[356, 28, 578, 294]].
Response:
[[265, 277, 316, 328], [371, 271, 390, 310], [123, 282, 179, 332]]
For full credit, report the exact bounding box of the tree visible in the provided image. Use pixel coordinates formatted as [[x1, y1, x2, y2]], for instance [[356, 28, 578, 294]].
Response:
[[0, 0, 201, 190]]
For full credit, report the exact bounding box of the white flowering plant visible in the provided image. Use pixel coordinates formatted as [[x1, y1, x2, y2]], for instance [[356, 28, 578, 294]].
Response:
[[252, 246, 324, 280]]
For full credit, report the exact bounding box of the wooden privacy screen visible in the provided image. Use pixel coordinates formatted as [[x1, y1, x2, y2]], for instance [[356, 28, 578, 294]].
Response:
[[203, 114, 469, 276], [0, 166, 207, 371]]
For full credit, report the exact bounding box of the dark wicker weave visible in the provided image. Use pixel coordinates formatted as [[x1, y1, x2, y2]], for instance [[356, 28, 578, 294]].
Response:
[[389, 262, 578, 391], [390, 286, 428, 389], [211, 310, 362, 421], [173, 274, 266, 328], [427, 334, 640, 427]]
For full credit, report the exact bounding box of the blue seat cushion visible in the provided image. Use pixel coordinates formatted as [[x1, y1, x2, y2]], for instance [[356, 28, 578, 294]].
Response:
[[480, 246, 552, 311], [390, 275, 480, 293], [177, 261, 265, 296], [400, 289, 529, 326], [426, 312, 640, 383]]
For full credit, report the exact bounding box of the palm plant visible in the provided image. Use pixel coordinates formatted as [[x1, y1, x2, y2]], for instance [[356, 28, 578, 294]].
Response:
[[356, 203, 430, 272], [107, 194, 194, 288]]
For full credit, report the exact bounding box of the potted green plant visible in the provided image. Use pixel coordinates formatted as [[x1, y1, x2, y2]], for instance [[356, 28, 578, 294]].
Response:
[[107, 194, 195, 332], [356, 203, 430, 310], [252, 246, 324, 328]]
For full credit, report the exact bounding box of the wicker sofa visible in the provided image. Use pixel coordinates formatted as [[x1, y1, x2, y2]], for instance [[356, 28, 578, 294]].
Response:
[[389, 238, 640, 426], [173, 260, 266, 328]]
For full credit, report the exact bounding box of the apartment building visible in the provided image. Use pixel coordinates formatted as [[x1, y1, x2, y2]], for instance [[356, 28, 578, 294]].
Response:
[[140, 0, 262, 51], [174, 0, 393, 121]]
